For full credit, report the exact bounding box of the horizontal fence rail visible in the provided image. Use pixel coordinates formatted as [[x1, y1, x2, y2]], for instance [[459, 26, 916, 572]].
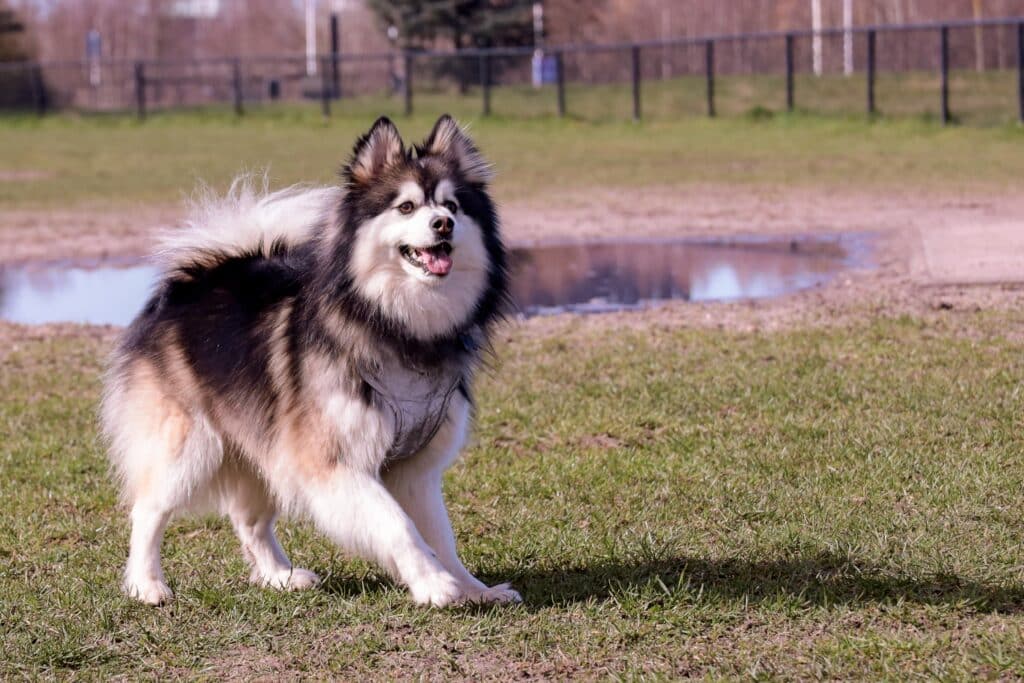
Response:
[[1, 16, 1023, 125]]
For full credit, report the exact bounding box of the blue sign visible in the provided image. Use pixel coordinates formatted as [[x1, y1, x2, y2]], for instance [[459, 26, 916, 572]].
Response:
[[531, 53, 558, 86], [86, 29, 101, 59]]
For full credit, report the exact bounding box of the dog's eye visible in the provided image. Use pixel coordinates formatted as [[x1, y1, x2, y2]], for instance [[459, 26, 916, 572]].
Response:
[[397, 201, 415, 215], [442, 200, 458, 214]]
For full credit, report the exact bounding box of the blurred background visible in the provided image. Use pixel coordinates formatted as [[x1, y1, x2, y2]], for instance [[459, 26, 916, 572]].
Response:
[[3, 1, 1024, 124]]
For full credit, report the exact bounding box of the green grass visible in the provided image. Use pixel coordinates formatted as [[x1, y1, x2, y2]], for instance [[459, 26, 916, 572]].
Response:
[[420, 70, 1024, 125], [1, 104, 1023, 212], [3, 312, 1024, 678]]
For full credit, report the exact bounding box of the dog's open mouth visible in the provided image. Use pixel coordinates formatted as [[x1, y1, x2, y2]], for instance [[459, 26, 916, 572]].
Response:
[[399, 242, 453, 277]]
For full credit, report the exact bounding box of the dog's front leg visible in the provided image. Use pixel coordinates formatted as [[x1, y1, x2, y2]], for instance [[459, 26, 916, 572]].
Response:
[[305, 466, 467, 606], [383, 395, 522, 604]]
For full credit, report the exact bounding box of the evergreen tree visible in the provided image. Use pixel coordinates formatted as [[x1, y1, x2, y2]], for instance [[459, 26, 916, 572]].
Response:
[[367, 0, 534, 50], [0, 3, 28, 61], [0, 3, 42, 110]]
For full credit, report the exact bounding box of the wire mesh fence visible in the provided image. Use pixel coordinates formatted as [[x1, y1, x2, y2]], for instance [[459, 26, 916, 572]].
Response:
[[1, 16, 1022, 125]]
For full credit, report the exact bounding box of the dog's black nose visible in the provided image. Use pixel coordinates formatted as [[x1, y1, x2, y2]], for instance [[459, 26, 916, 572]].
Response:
[[431, 215, 453, 236]]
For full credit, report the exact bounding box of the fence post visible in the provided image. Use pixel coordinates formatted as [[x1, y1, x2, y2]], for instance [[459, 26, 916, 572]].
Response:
[[785, 34, 795, 112], [940, 25, 950, 125], [134, 61, 146, 120], [330, 13, 341, 98], [705, 40, 715, 117], [480, 53, 491, 117], [631, 44, 642, 122], [457, 56, 468, 96], [320, 57, 331, 118], [403, 52, 413, 116], [866, 29, 877, 116], [232, 58, 243, 116], [555, 51, 566, 117], [30, 63, 46, 116], [1017, 22, 1023, 124]]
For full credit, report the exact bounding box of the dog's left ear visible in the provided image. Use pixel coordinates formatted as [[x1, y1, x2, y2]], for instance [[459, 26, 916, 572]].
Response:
[[421, 115, 493, 185]]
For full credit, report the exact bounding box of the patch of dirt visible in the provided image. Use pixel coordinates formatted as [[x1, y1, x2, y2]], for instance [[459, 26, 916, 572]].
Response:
[[0, 321, 118, 362], [198, 645, 292, 681], [578, 432, 626, 450], [0, 169, 55, 182], [0, 205, 179, 265]]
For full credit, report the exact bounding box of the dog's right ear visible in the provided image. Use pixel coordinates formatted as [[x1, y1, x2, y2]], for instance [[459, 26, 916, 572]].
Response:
[[343, 117, 405, 185]]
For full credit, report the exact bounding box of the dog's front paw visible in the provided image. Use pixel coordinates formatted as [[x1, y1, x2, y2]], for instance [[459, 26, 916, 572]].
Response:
[[124, 577, 174, 605], [251, 567, 320, 591], [285, 568, 320, 590], [465, 582, 522, 605], [408, 571, 466, 608]]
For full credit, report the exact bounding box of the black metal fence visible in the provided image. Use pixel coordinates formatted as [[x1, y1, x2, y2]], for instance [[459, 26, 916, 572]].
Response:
[[2, 16, 1023, 125]]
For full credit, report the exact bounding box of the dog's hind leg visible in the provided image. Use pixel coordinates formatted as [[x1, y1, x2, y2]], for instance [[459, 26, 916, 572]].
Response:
[[121, 417, 222, 604], [103, 362, 223, 605], [219, 455, 318, 591], [123, 502, 175, 605]]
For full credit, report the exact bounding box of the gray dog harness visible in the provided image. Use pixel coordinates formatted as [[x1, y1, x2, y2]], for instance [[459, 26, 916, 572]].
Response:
[[360, 360, 463, 463]]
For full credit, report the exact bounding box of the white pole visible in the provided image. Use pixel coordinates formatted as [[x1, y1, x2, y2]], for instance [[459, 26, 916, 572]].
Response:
[[843, 0, 853, 76], [973, 0, 984, 72], [306, 0, 317, 76], [661, 5, 671, 80], [811, 0, 822, 76], [531, 1, 544, 88]]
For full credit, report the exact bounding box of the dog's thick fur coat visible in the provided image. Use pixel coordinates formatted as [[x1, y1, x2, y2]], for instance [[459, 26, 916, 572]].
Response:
[[100, 116, 519, 606]]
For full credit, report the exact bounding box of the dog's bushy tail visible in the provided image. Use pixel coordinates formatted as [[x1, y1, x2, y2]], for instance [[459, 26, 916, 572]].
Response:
[[158, 174, 339, 277]]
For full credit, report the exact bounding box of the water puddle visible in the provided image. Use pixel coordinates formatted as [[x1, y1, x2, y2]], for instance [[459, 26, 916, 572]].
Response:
[[0, 234, 871, 326]]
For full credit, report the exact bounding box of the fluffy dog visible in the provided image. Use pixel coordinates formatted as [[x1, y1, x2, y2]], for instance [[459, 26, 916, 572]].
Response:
[[101, 115, 520, 607]]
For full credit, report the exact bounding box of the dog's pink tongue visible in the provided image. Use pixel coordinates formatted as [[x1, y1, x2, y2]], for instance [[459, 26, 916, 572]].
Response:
[[418, 247, 453, 276]]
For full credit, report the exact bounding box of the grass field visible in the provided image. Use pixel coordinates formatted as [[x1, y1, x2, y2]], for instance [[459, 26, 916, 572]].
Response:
[[2, 93, 1023, 212], [2, 312, 1024, 678], [404, 69, 1024, 125]]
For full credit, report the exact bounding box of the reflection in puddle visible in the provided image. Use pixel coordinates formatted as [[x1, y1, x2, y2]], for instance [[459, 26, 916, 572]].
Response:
[[0, 235, 871, 326], [507, 236, 870, 316], [0, 263, 157, 326]]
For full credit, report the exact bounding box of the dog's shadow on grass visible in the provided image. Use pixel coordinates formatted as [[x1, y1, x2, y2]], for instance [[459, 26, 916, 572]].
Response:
[[483, 551, 1024, 614], [316, 572, 394, 599]]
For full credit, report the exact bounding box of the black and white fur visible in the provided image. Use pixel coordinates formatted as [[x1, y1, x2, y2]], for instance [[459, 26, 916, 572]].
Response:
[[100, 115, 518, 607]]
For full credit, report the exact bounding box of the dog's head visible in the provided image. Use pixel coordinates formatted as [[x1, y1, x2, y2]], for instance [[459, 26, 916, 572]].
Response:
[[331, 115, 506, 343]]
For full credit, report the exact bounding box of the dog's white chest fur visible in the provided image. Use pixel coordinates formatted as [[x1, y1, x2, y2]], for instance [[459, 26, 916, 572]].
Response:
[[362, 359, 462, 461]]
